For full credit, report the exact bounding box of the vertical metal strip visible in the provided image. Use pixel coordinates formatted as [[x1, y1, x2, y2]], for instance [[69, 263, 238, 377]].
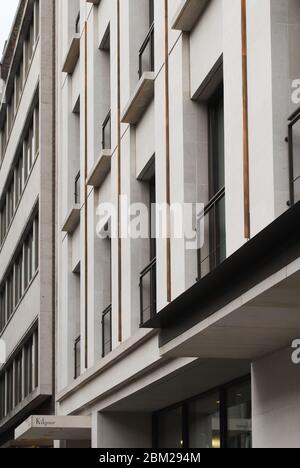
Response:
[[52, 0, 56, 411], [117, 0, 122, 342], [84, 22, 88, 369], [164, 0, 171, 303], [241, 0, 250, 239]]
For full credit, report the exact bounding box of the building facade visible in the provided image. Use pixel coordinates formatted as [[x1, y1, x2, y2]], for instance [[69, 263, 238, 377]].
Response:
[[1, 0, 300, 449], [0, 0, 56, 447], [51, 0, 300, 449]]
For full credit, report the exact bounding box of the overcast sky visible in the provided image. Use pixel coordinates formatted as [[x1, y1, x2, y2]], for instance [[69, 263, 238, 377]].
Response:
[[0, 0, 19, 58]]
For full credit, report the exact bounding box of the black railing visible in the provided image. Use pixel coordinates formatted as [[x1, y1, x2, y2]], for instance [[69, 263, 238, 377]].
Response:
[[102, 110, 111, 150], [138, 23, 155, 79], [102, 304, 112, 358], [197, 188, 226, 281], [74, 336, 81, 380], [74, 172, 80, 204], [288, 107, 300, 206], [140, 257, 156, 326]]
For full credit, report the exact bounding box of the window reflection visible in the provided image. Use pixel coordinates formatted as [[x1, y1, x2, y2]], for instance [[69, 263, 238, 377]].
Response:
[[189, 393, 220, 449]]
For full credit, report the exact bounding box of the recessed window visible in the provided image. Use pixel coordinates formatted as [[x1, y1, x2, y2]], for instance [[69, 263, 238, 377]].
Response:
[[198, 86, 226, 279]]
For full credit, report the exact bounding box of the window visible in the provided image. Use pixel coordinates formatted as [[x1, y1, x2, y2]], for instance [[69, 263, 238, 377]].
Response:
[[24, 122, 34, 182], [138, 0, 155, 78], [102, 305, 112, 358], [189, 392, 220, 449], [140, 176, 157, 325], [6, 365, 13, 414], [24, 336, 33, 397], [34, 217, 39, 271], [0, 287, 6, 333], [0, 203, 7, 245], [155, 406, 183, 449], [74, 336, 81, 379], [0, 375, 5, 420], [6, 271, 14, 320], [74, 172, 81, 205], [15, 252, 23, 306], [288, 107, 300, 205], [15, 152, 23, 207], [7, 178, 14, 228], [34, 0, 40, 41], [226, 381, 252, 448], [0, 214, 38, 329], [198, 87, 226, 279], [0, 104, 38, 248], [153, 377, 252, 449], [14, 352, 23, 406], [75, 12, 80, 34], [24, 228, 34, 290], [102, 111, 111, 151]]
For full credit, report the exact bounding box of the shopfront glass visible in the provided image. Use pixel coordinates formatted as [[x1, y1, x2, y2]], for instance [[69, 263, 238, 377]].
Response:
[[154, 378, 251, 449], [189, 392, 220, 448]]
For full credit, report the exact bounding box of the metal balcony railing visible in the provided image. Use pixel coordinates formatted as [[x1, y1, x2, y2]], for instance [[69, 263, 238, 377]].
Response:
[[288, 107, 300, 206], [101, 304, 112, 358], [197, 187, 226, 281], [138, 23, 154, 79], [102, 110, 111, 151], [140, 257, 156, 326]]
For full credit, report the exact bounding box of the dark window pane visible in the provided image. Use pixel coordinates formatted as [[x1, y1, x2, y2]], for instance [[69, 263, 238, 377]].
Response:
[[227, 381, 252, 449], [156, 407, 183, 449], [189, 393, 221, 449]]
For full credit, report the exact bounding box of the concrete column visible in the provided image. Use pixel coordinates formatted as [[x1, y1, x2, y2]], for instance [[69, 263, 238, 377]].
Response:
[[94, 412, 152, 448], [252, 347, 300, 448]]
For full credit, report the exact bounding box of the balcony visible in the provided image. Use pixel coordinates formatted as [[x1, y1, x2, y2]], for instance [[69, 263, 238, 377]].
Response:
[[62, 34, 80, 75], [101, 305, 112, 358], [87, 112, 111, 189], [197, 187, 226, 280], [140, 258, 157, 326], [121, 23, 155, 126], [121, 72, 155, 125], [288, 107, 300, 206]]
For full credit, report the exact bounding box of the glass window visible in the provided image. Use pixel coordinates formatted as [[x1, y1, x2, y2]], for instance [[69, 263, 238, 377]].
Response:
[[189, 393, 221, 449], [0, 375, 5, 420], [156, 406, 183, 449], [154, 378, 252, 449], [0, 287, 6, 333], [198, 87, 226, 279], [7, 271, 14, 320], [209, 90, 225, 197], [74, 337, 81, 379], [15, 252, 23, 306], [6, 365, 13, 413], [15, 352, 23, 406], [24, 336, 33, 397], [227, 381, 252, 449]]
